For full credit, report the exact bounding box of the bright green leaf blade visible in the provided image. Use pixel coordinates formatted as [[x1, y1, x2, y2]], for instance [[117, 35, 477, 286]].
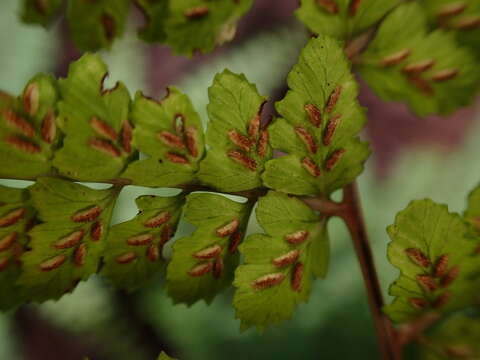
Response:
[[0, 185, 34, 311], [21, 0, 64, 26], [263, 35, 370, 196], [233, 191, 329, 331], [158, 351, 177, 360], [167, 193, 252, 305], [421, 0, 480, 58], [53, 54, 132, 182], [66, 0, 130, 51], [464, 183, 480, 237], [0, 74, 58, 179], [101, 195, 184, 291], [358, 2, 480, 116], [18, 178, 118, 303], [421, 315, 480, 360], [122, 87, 204, 187], [198, 69, 271, 192], [164, 0, 253, 56], [296, 0, 400, 40], [385, 199, 480, 324]]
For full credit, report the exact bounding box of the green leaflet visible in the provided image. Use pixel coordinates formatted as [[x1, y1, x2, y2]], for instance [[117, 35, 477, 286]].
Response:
[[167, 193, 251, 305], [66, 0, 130, 51], [464, 183, 480, 237], [0, 185, 34, 311], [162, 0, 253, 56], [0, 74, 58, 180], [263, 36, 370, 196], [21, 0, 64, 26], [137, 0, 168, 43], [421, 315, 480, 360], [421, 0, 480, 58], [198, 70, 271, 192], [19, 178, 118, 303], [101, 195, 184, 291], [53, 54, 132, 182], [358, 3, 480, 116], [296, 0, 400, 40], [158, 352, 177, 360], [122, 88, 204, 187], [385, 199, 480, 324], [233, 191, 329, 331]]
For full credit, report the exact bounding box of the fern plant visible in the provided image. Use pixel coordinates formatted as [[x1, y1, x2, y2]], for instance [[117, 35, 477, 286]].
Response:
[[1, 1, 480, 359]]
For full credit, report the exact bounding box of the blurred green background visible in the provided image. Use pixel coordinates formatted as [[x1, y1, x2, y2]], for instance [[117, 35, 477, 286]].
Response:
[[0, 0, 479, 359]]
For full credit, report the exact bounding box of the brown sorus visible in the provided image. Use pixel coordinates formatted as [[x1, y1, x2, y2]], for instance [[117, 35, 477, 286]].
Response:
[[402, 59, 435, 74], [317, 0, 339, 14], [272, 250, 300, 268], [0, 232, 17, 252], [116, 252, 137, 264], [160, 224, 172, 244], [301, 157, 321, 177], [432, 292, 451, 309], [188, 262, 213, 277], [227, 150, 257, 171], [437, 2, 467, 20], [147, 244, 160, 262], [121, 120, 133, 153], [380, 49, 411, 67], [228, 130, 254, 151], [431, 69, 459, 82], [184, 5, 209, 19], [295, 126, 317, 154], [229, 231, 242, 253], [166, 152, 189, 164], [257, 130, 269, 158], [90, 221, 103, 241], [216, 219, 240, 237], [0, 257, 9, 271], [248, 113, 261, 139], [33, 0, 48, 15], [41, 110, 56, 144], [405, 248, 431, 268], [326, 85, 342, 113], [71, 205, 102, 223], [3, 110, 35, 138], [285, 230, 309, 245], [407, 76, 434, 96], [101, 13, 116, 41], [416, 274, 438, 292], [455, 15, 480, 30], [409, 297, 428, 310], [5, 135, 41, 154], [127, 233, 154, 246], [40, 255, 67, 271], [74, 244, 87, 267], [349, 0, 362, 16], [194, 244, 222, 260], [252, 272, 285, 290], [89, 138, 121, 157], [54, 230, 85, 249], [325, 148, 346, 171], [292, 262, 304, 292], [185, 126, 199, 157], [158, 131, 186, 149], [213, 257, 224, 279], [0, 208, 26, 228], [144, 211, 171, 228], [304, 103, 322, 127], [441, 266, 460, 287], [90, 116, 118, 141], [445, 345, 474, 358], [434, 254, 449, 277], [323, 114, 342, 146]]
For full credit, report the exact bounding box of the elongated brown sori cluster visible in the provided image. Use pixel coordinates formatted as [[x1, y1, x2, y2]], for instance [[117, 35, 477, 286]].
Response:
[[252, 228, 310, 292], [379, 47, 460, 95], [2, 84, 57, 155], [156, 113, 200, 165], [436, 2, 480, 31], [404, 248, 460, 310], [298, 85, 346, 178], [88, 116, 133, 158], [187, 218, 242, 279], [116, 215, 174, 266], [226, 105, 269, 172]]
